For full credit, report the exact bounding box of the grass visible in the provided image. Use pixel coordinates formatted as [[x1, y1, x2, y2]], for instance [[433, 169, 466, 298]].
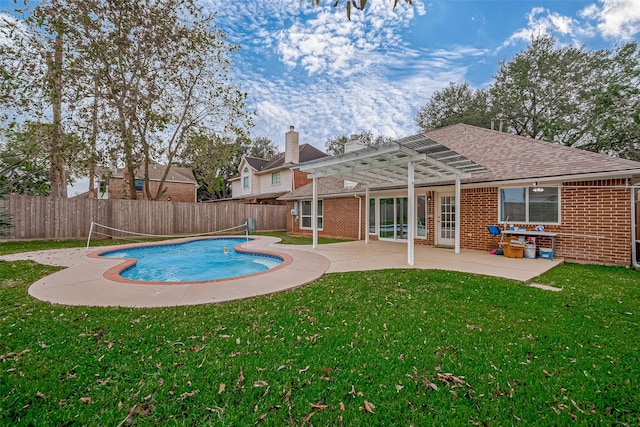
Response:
[[250, 231, 350, 245], [0, 250, 639, 425]]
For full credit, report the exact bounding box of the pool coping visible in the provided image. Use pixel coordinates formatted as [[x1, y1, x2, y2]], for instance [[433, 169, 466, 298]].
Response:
[[18, 236, 330, 307], [92, 237, 294, 285]]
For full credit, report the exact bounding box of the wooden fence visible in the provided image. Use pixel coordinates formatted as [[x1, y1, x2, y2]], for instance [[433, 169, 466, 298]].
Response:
[[0, 195, 288, 240]]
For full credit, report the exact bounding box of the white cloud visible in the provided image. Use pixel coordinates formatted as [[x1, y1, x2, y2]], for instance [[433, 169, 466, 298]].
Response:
[[503, 7, 587, 46], [580, 0, 640, 39], [241, 47, 469, 151]]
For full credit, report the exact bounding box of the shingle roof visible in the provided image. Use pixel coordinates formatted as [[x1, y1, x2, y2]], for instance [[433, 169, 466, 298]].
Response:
[[256, 144, 327, 173], [245, 156, 269, 171], [112, 164, 196, 183], [280, 124, 640, 199], [280, 177, 364, 200], [430, 124, 640, 182]]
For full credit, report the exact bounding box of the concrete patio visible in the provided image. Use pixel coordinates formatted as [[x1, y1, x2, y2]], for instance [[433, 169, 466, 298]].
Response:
[[1, 237, 563, 307]]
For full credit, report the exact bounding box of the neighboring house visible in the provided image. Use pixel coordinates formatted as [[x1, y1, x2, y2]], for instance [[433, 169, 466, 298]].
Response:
[[104, 164, 198, 202], [230, 126, 327, 204], [280, 124, 640, 267]]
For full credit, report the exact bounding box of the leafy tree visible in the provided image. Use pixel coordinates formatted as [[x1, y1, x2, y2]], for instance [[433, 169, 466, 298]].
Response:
[[325, 130, 392, 156], [325, 134, 349, 156], [63, 0, 251, 201], [415, 82, 492, 132], [182, 130, 247, 200], [581, 42, 640, 159], [244, 136, 278, 159], [490, 34, 600, 145], [1, 3, 75, 197], [0, 123, 63, 196], [415, 35, 640, 160]]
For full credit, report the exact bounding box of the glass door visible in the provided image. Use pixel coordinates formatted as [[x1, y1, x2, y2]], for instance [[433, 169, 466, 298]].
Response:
[[378, 197, 408, 240], [437, 193, 456, 246]]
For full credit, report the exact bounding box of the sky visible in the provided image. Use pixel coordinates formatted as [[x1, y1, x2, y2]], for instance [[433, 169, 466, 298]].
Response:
[[1, 0, 640, 196], [199, 0, 640, 152]]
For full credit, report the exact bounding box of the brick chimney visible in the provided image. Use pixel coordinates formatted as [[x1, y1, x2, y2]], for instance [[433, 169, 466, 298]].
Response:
[[285, 125, 299, 164]]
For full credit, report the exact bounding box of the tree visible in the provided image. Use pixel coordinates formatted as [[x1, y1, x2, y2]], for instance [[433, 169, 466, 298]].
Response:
[[64, 0, 251, 201], [581, 42, 640, 159], [1, 3, 75, 197], [415, 82, 492, 132], [244, 136, 278, 159], [325, 130, 392, 156], [309, 0, 414, 20], [0, 123, 53, 196], [182, 130, 246, 200], [490, 34, 599, 145]]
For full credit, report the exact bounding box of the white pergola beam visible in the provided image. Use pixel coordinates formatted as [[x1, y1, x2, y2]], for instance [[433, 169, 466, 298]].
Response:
[[408, 161, 415, 266], [312, 177, 318, 249]]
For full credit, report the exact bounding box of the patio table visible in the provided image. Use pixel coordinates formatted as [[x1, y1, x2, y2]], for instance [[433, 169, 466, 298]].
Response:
[[502, 230, 558, 254]]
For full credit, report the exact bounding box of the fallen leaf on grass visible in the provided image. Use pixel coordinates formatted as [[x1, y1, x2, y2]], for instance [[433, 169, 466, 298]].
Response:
[[298, 365, 310, 374], [302, 411, 314, 424], [180, 390, 199, 399], [339, 402, 345, 411], [254, 381, 269, 388], [395, 384, 404, 392], [218, 383, 225, 394], [283, 390, 291, 402], [79, 396, 91, 404], [310, 402, 328, 410], [359, 400, 375, 414], [238, 368, 245, 384], [36, 391, 48, 399]]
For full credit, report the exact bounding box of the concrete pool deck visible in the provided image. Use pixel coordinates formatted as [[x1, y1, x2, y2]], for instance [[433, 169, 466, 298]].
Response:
[[1, 237, 563, 307]]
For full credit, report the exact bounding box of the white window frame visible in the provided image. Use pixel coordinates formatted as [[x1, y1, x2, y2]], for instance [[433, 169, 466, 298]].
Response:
[[499, 185, 561, 224], [300, 199, 323, 230], [242, 176, 249, 189], [271, 171, 281, 186]]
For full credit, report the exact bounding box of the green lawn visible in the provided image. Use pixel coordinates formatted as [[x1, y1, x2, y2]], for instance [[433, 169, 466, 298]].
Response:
[[0, 247, 638, 425]]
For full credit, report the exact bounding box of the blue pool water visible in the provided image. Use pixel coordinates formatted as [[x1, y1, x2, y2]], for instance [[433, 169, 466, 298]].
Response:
[[100, 238, 283, 282]]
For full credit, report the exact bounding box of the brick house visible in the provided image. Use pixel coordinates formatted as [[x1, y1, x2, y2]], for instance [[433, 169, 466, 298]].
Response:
[[280, 124, 640, 267], [104, 164, 198, 202], [230, 126, 326, 204]]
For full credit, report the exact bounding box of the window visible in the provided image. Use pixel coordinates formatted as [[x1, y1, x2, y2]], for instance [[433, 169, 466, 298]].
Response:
[[300, 200, 323, 229], [500, 186, 559, 223], [417, 195, 426, 237], [134, 179, 143, 192], [369, 198, 375, 234], [243, 176, 249, 189], [271, 171, 281, 186], [243, 166, 248, 173]]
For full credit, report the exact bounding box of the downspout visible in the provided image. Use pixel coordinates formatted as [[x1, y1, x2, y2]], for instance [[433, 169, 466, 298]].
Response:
[[354, 194, 361, 241]]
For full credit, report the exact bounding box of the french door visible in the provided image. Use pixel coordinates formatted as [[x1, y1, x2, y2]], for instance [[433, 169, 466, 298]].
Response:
[[437, 193, 456, 246]]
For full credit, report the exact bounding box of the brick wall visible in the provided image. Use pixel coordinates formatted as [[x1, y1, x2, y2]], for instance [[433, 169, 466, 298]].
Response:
[[286, 198, 364, 240], [292, 170, 312, 190], [108, 178, 196, 202], [286, 179, 633, 266], [558, 179, 630, 265]]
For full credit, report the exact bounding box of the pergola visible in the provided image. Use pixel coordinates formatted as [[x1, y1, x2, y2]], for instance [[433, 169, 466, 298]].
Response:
[[297, 133, 489, 265]]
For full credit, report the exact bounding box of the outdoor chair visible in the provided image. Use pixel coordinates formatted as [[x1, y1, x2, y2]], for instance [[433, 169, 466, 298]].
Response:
[[488, 225, 507, 253]]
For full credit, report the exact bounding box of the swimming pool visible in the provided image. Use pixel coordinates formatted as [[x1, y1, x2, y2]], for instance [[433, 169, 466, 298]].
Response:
[[99, 238, 283, 283]]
